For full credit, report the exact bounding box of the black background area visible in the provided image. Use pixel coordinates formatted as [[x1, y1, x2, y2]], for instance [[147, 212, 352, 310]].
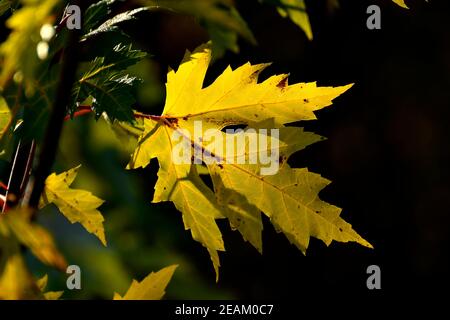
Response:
[[132, 0, 450, 297]]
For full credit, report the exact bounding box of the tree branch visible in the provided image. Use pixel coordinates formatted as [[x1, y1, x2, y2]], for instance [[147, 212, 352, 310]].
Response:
[[28, 2, 83, 209]]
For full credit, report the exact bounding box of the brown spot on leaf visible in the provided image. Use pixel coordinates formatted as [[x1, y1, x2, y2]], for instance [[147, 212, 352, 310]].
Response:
[[277, 77, 288, 89]]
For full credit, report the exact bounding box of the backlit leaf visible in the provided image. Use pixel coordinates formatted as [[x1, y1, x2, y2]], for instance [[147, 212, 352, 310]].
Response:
[[3, 208, 67, 270], [71, 43, 145, 122], [36, 274, 64, 300], [40, 165, 107, 246], [83, 8, 148, 40], [0, 220, 42, 299], [392, 0, 409, 8], [128, 43, 372, 278], [113, 265, 177, 300]]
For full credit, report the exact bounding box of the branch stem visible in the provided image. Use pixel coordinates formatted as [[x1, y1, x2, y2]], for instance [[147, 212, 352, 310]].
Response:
[[28, 4, 83, 209]]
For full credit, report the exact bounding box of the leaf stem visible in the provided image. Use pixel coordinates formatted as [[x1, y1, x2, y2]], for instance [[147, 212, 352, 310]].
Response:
[[66, 106, 161, 123], [64, 108, 93, 121], [133, 111, 161, 121]]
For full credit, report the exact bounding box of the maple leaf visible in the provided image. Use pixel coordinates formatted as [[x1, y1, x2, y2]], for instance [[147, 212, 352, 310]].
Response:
[[83, 0, 114, 34], [128, 43, 372, 279], [128, 118, 225, 279], [113, 265, 177, 300], [392, 0, 409, 8], [36, 274, 64, 300], [0, 0, 15, 17], [0, 250, 41, 299], [2, 208, 67, 270], [0, 218, 42, 299], [40, 165, 107, 246], [71, 43, 146, 122], [82, 7, 149, 40]]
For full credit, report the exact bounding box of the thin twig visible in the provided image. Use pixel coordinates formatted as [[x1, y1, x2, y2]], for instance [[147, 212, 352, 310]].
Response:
[[1, 140, 35, 213]]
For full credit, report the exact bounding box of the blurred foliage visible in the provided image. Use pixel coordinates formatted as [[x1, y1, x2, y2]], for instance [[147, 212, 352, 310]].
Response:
[[47, 113, 234, 298], [141, 0, 256, 58]]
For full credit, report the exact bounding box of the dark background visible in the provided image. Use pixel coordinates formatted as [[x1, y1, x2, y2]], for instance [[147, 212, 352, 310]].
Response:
[[122, 0, 449, 298], [2, 0, 449, 299]]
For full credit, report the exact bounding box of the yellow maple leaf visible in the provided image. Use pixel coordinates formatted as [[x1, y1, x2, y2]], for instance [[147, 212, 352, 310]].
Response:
[[0, 227, 40, 300], [40, 165, 107, 246], [128, 43, 372, 280], [0, 252, 41, 300], [2, 208, 67, 271], [392, 0, 409, 8], [113, 265, 177, 300], [0, 209, 64, 299], [36, 274, 64, 300]]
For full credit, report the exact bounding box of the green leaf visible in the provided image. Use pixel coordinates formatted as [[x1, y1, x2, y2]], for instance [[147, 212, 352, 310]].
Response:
[[86, 72, 140, 122], [205, 6, 252, 58], [40, 166, 107, 246], [0, 219, 43, 299], [105, 43, 148, 70], [210, 170, 263, 253], [82, 8, 148, 40], [0, 93, 16, 160], [71, 43, 145, 122], [113, 265, 178, 300], [263, 0, 312, 40]]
